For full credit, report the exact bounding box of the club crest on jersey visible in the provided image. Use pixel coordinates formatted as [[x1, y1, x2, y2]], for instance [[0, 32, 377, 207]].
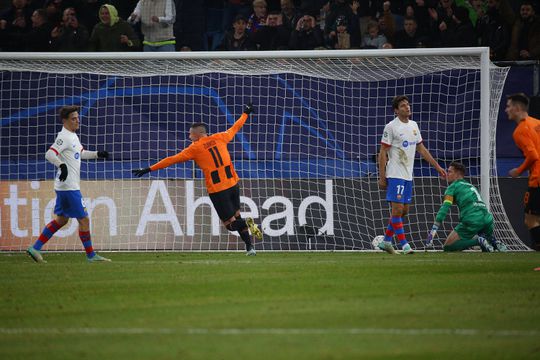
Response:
[[56, 139, 63, 146], [413, 130, 417, 136]]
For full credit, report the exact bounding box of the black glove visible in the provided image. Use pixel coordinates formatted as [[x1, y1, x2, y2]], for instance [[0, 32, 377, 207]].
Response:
[[59, 164, 68, 182], [97, 151, 109, 159], [244, 103, 254, 115], [132, 167, 151, 177]]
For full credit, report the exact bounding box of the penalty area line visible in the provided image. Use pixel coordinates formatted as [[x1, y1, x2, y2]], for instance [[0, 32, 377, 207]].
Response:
[[0, 327, 538, 337]]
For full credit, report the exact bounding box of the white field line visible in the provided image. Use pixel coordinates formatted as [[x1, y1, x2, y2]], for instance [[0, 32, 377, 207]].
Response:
[[0, 327, 538, 337]]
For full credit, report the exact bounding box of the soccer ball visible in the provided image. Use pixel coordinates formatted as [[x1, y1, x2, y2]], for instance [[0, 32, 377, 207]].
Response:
[[371, 235, 385, 250]]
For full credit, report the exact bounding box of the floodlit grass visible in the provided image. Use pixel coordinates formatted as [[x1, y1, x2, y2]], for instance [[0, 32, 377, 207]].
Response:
[[1, 252, 539, 359]]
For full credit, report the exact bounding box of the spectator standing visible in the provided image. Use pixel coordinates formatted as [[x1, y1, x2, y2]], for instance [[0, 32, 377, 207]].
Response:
[[507, 0, 540, 60], [476, 0, 511, 61], [375, 0, 405, 30], [206, 0, 224, 51], [280, 0, 299, 33], [411, 0, 434, 36], [77, 0, 105, 32], [289, 14, 324, 49], [356, 0, 378, 35], [247, 0, 268, 33], [4, 7, 51, 51], [439, 5, 477, 47], [174, 1, 206, 51], [222, 0, 252, 36], [377, 1, 396, 44], [393, 15, 430, 48], [428, 0, 457, 46], [88, 4, 140, 51], [43, 0, 66, 28], [50, 7, 89, 51], [128, 0, 176, 52], [219, 14, 254, 50], [24, 8, 51, 50], [251, 10, 290, 50], [0, 0, 33, 51], [108, 0, 138, 20]]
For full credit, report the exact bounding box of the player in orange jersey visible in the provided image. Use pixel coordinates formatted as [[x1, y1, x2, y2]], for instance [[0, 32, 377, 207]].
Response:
[[132, 104, 262, 255], [506, 93, 540, 250]]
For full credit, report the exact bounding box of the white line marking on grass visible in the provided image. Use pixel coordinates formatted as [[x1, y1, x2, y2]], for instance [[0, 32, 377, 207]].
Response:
[[1, 328, 538, 337]]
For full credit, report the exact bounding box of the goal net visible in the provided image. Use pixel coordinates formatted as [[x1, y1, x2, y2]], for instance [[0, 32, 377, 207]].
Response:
[[0, 49, 529, 251]]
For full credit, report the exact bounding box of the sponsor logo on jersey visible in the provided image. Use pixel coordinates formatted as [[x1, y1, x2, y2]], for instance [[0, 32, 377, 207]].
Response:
[[75, 153, 80, 159], [402, 140, 418, 148]]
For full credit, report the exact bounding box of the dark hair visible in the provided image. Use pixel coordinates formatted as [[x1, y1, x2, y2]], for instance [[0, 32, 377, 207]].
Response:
[[521, 0, 536, 8], [403, 15, 417, 23], [59, 105, 79, 120], [392, 95, 409, 109], [190, 123, 207, 133], [507, 92, 529, 109], [233, 14, 247, 23], [34, 8, 48, 21], [268, 10, 281, 16], [449, 161, 466, 175]]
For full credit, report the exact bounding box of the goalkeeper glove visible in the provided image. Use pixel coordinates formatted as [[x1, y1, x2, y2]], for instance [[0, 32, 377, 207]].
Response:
[[132, 167, 151, 177], [97, 151, 109, 159], [59, 164, 68, 182], [244, 103, 254, 114], [426, 224, 439, 247]]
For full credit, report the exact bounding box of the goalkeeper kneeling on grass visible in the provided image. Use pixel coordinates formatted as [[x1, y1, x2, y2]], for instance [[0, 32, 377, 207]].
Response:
[[426, 162, 507, 252]]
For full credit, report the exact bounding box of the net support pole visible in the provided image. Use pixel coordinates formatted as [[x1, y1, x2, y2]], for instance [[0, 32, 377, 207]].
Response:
[[480, 47, 491, 210]]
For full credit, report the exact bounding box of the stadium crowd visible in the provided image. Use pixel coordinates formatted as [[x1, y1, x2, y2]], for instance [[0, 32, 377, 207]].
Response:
[[0, 0, 539, 59]]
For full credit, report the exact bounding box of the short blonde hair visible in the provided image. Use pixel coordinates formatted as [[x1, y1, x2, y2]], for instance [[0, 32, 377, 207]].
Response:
[[367, 20, 379, 32], [253, 0, 267, 8]]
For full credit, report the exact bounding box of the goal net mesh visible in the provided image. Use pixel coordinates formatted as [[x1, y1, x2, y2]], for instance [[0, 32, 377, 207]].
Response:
[[0, 52, 527, 251]]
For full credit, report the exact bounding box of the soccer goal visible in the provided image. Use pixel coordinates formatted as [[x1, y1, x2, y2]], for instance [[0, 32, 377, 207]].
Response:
[[0, 49, 529, 251]]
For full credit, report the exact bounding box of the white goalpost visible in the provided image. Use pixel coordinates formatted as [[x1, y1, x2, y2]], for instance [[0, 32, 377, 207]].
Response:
[[0, 48, 529, 251]]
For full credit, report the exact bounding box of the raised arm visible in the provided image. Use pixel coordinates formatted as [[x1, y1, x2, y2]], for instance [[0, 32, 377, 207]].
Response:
[[221, 103, 254, 142]]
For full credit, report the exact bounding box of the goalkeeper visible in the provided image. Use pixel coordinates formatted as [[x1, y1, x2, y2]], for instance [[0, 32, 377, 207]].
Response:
[[132, 104, 262, 256], [426, 162, 507, 252]]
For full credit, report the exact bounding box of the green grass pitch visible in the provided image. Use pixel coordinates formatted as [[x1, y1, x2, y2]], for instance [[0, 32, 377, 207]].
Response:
[[1, 252, 539, 359]]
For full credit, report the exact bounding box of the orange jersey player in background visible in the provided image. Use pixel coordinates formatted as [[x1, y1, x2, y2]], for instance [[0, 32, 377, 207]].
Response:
[[132, 103, 262, 255], [506, 93, 540, 251]]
